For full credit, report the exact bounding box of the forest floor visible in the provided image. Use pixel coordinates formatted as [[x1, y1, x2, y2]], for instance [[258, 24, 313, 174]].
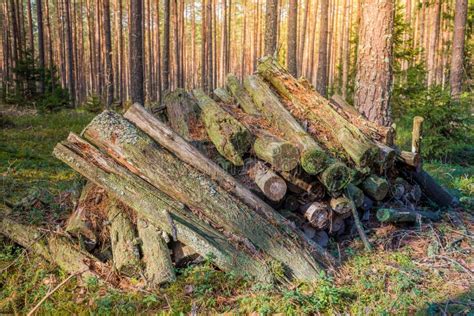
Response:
[[0, 106, 473, 314]]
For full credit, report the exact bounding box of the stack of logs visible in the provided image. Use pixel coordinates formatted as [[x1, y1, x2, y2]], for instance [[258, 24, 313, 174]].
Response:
[[0, 56, 458, 290]]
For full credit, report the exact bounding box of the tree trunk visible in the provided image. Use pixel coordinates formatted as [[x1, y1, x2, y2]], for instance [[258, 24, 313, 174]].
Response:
[[213, 87, 234, 104], [253, 134, 300, 172], [226, 74, 259, 115], [287, 0, 298, 76], [427, 0, 441, 86], [257, 57, 380, 168], [193, 88, 253, 166], [316, 0, 329, 96], [449, 0, 467, 98], [164, 89, 199, 141], [54, 133, 274, 282], [129, 0, 144, 105], [103, 0, 114, 107], [354, 0, 394, 126], [36, 0, 46, 93], [264, 0, 278, 55], [64, 0, 76, 106]]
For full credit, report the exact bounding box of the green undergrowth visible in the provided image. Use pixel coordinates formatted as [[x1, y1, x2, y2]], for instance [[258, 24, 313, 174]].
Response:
[[1, 108, 473, 314]]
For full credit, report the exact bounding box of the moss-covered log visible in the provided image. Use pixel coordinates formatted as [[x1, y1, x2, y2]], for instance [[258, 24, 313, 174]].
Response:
[[376, 208, 441, 223], [330, 196, 352, 215], [82, 111, 333, 281], [257, 56, 380, 168], [249, 161, 287, 202], [54, 133, 273, 282], [253, 134, 299, 172], [107, 199, 141, 277], [137, 218, 176, 286], [361, 175, 389, 201], [193, 88, 252, 166], [214, 87, 234, 104], [279, 171, 326, 201], [163, 89, 199, 141], [346, 184, 365, 208], [243, 74, 330, 175], [0, 205, 130, 289], [300, 202, 330, 229], [330, 94, 395, 145], [226, 73, 260, 115]]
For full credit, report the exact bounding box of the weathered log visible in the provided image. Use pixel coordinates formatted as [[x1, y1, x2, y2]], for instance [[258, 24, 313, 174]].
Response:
[[279, 171, 326, 201], [300, 202, 330, 229], [226, 73, 260, 115], [124, 104, 336, 269], [330, 215, 346, 234], [193, 88, 253, 166], [376, 208, 441, 223], [330, 196, 352, 215], [83, 111, 333, 280], [346, 184, 365, 208], [249, 162, 287, 202], [412, 116, 424, 154], [361, 175, 389, 201], [107, 199, 141, 277], [213, 87, 234, 104], [257, 57, 380, 168], [54, 133, 273, 281], [0, 205, 130, 289], [253, 134, 299, 172], [284, 195, 301, 212], [136, 218, 176, 286], [398, 150, 421, 168], [330, 94, 395, 145], [164, 89, 199, 141], [318, 162, 352, 193], [376, 141, 397, 171], [172, 241, 200, 266], [243, 74, 331, 175], [313, 231, 329, 248], [405, 169, 459, 208]]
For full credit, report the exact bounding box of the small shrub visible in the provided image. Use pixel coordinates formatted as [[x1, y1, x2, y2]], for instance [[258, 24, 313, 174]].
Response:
[[82, 95, 104, 113]]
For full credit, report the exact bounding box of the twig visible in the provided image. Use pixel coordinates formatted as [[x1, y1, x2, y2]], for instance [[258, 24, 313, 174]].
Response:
[[27, 269, 87, 316], [348, 196, 372, 252]]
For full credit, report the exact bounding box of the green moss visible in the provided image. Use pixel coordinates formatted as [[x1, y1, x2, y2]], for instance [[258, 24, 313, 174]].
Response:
[[299, 149, 329, 175]]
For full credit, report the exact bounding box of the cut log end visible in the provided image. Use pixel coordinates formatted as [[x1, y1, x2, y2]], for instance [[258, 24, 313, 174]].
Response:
[[318, 162, 352, 192], [301, 202, 330, 229], [253, 137, 299, 172], [361, 175, 389, 201], [300, 149, 329, 175]]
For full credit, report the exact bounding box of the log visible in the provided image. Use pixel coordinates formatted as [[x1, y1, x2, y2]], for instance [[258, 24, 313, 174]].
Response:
[[257, 57, 380, 168], [279, 171, 326, 201], [253, 134, 299, 172], [136, 218, 176, 286], [213, 87, 234, 104], [330, 94, 395, 145], [346, 184, 365, 208], [405, 169, 459, 208], [243, 74, 331, 175], [398, 151, 421, 168], [226, 73, 260, 115], [376, 141, 397, 171], [107, 199, 141, 277], [361, 175, 389, 201], [0, 205, 129, 289], [284, 195, 300, 211], [249, 162, 287, 202], [124, 104, 336, 269], [330, 215, 346, 234], [82, 110, 333, 280], [54, 133, 273, 282], [193, 88, 253, 166], [164, 89, 199, 141], [172, 241, 200, 266], [313, 231, 329, 248], [330, 196, 352, 215], [300, 202, 330, 229], [376, 208, 441, 223], [412, 116, 424, 154], [318, 162, 352, 193]]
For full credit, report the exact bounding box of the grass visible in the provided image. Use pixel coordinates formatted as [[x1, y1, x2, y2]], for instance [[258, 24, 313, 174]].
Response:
[[1, 108, 473, 314]]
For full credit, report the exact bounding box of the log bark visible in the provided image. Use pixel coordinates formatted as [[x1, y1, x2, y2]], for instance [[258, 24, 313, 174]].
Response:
[[82, 110, 333, 280], [361, 175, 389, 201], [398, 151, 421, 168], [213, 87, 234, 104], [411, 116, 424, 154], [346, 183, 365, 208], [249, 161, 287, 201], [107, 198, 141, 277], [330, 95, 395, 145], [124, 103, 336, 269], [330, 196, 352, 215], [280, 171, 326, 201], [136, 218, 176, 286], [376, 208, 441, 223], [193, 88, 253, 166], [226, 74, 260, 115], [163, 89, 199, 141], [0, 205, 129, 289], [243, 74, 331, 175], [54, 133, 273, 282], [257, 57, 380, 168], [253, 134, 299, 172], [300, 202, 330, 229]]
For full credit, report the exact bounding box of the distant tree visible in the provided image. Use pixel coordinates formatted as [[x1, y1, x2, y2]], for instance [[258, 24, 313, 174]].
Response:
[[64, 0, 76, 106], [129, 0, 144, 105], [264, 0, 278, 56], [103, 0, 113, 107], [449, 0, 468, 99], [37, 0, 46, 93], [316, 0, 329, 96], [354, 0, 394, 126], [163, 0, 170, 92], [287, 0, 297, 76]]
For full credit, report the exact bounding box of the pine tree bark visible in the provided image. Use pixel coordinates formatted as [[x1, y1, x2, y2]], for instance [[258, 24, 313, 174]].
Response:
[[287, 0, 298, 76], [316, 0, 329, 96], [36, 0, 46, 93], [354, 0, 394, 127], [427, 0, 441, 86], [129, 0, 144, 105], [264, 0, 278, 55], [64, 0, 76, 106], [449, 0, 468, 98], [103, 0, 114, 107]]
